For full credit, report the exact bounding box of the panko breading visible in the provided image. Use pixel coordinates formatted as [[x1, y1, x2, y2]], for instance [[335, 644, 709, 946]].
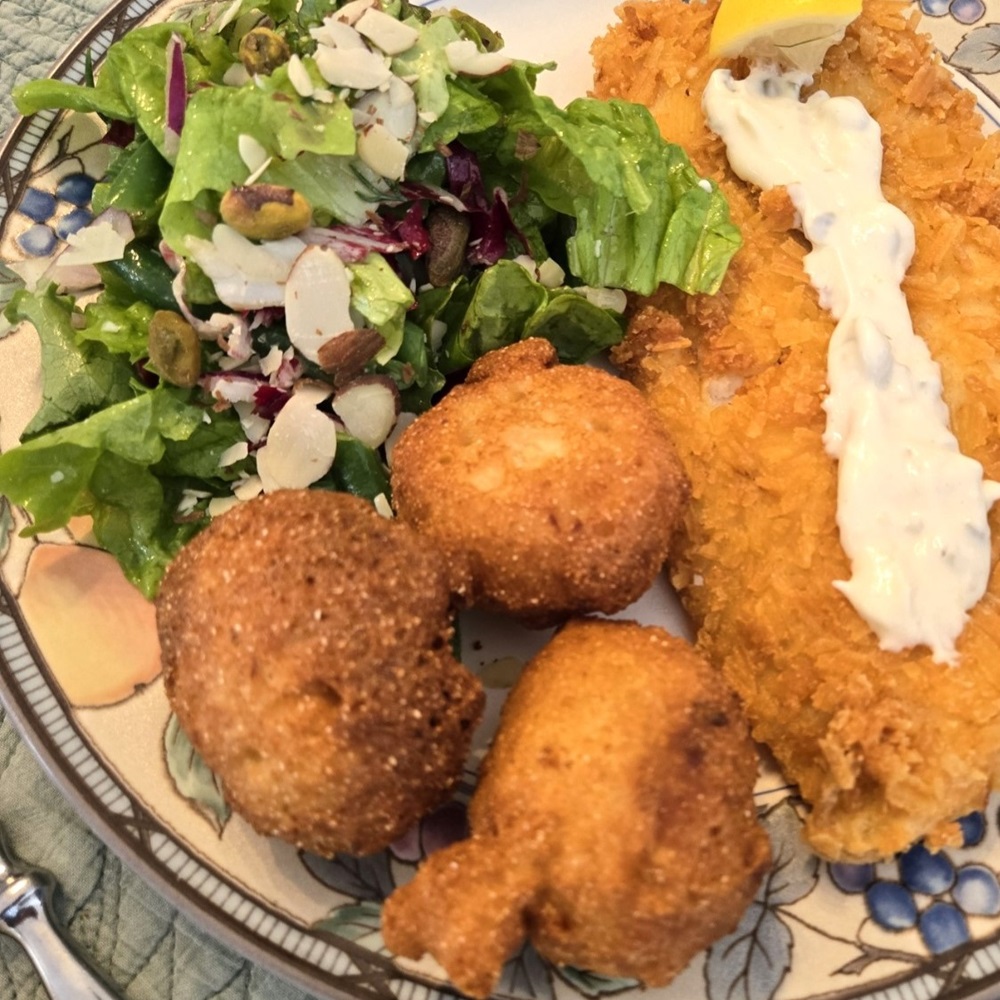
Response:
[[594, 0, 1000, 860], [390, 338, 689, 627], [156, 489, 484, 856], [381, 618, 769, 998]]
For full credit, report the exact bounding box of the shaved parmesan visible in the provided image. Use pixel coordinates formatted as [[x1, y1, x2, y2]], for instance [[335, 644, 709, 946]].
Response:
[[59, 210, 134, 266]]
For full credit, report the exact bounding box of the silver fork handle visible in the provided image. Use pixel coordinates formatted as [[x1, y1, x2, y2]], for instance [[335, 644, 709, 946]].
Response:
[[1, 875, 119, 1000]]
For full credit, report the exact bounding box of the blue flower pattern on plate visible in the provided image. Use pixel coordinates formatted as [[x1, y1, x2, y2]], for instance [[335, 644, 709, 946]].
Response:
[[14, 172, 101, 257], [920, 0, 987, 21], [16, 224, 58, 257], [831, 812, 1000, 955], [18, 187, 57, 223], [55, 172, 97, 206], [55, 207, 93, 239]]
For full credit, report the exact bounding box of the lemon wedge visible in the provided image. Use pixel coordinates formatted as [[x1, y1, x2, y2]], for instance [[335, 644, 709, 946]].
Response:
[[709, 0, 862, 73]]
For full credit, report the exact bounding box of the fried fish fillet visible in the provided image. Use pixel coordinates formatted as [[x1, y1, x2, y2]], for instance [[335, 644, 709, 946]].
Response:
[[593, 0, 1000, 861], [382, 619, 769, 997]]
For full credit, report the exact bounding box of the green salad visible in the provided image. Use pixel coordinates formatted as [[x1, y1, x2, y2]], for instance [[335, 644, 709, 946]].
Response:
[[0, 0, 740, 598]]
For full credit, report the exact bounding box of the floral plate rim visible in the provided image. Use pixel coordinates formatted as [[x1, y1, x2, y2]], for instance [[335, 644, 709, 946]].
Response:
[[5, 3, 1000, 1000]]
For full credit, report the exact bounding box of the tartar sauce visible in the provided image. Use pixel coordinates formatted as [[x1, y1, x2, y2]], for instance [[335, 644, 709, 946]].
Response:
[[703, 66, 1000, 664]]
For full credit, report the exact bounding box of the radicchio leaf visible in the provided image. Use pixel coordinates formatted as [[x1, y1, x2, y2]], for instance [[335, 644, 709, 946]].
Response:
[[301, 222, 413, 263], [444, 142, 489, 211], [254, 383, 291, 420], [393, 201, 431, 257], [164, 33, 187, 157]]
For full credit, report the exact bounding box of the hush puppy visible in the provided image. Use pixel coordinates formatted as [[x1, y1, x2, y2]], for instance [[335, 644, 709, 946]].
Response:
[[156, 489, 484, 856], [390, 339, 689, 627], [382, 618, 770, 997]]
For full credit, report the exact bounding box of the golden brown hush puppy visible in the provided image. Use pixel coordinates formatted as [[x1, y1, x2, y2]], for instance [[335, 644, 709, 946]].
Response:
[[389, 338, 689, 627], [156, 489, 484, 857], [382, 618, 770, 998]]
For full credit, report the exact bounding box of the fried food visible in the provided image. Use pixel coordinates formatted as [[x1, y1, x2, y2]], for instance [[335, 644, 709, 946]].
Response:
[[156, 489, 484, 856], [593, 0, 1000, 860], [390, 338, 689, 627], [381, 618, 770, 997]]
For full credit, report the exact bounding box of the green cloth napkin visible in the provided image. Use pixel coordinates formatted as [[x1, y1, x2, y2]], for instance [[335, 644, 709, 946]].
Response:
[[0, 715, 316, 1000], [0, 4, 317, 998]]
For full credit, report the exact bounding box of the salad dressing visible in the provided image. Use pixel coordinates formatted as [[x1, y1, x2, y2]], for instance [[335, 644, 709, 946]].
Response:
[[703, 66, 1000, 664]]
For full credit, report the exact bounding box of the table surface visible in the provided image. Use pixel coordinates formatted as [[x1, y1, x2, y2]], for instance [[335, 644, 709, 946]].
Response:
[[0, 3, 319, 998]]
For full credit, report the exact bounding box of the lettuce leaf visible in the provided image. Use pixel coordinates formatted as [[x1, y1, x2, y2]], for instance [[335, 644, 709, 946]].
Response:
[[13, 24, 232, 159], [75, 299, 156, 363], [437, 260, 546, 373], [390, 15, 463, 123], [5, 286, 135, 440], [460, 66, 742, 296], [160, 79, 356, 246], [0, 388, 241, 596], [349, 255, 415, 364]]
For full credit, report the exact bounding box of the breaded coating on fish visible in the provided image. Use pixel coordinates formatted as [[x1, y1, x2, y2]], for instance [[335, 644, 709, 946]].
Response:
[[382, 618, 769, 998], [593, 0, 1000, 860], [156, 489, 484, 856], [390, 338, 689, 627]]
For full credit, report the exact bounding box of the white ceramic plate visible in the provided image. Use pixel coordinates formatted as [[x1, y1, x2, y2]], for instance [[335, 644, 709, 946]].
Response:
[[4, 2, 1000, 999]]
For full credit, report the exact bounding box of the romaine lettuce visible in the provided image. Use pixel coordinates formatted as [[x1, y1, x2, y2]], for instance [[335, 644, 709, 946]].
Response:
[[0, 387, 243, 596]]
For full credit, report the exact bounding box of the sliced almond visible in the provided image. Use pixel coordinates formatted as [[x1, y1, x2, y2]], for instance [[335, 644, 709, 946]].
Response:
[[384, 410, 417, 466], [332, 375, 401, 449], [223, 63, 252, 87], [233, 474, 264, 500], [233, 400, 270, 444], [576, 286, 628, 313], [256, 389, 339, 492], [444, 39, 513, 77], [238, 133, 270, 174], [311, 19, 367, 49], [354, 75, 417, 142], [355, 9, 420, 56], [284, 245, 354, 363], [287, 54, 315, 98], [315, 44, 392, 90], [211, 225, 304, 281], [357, 121, 409, 180], [186, 226, 305, 309], [218, 441, 249, 468], [208, 495, 242, 518], [335, 0, 377, 25]]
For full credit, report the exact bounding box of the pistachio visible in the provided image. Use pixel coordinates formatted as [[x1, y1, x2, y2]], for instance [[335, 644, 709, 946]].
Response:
[[219, 184, 312, 240], [148, 311, 202, 388], [239, 26, 291, 76], [426, 205, 471, 287]]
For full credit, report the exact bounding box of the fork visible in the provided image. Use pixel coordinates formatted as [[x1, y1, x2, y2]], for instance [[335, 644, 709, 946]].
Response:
[[0, 825, 119, 999]]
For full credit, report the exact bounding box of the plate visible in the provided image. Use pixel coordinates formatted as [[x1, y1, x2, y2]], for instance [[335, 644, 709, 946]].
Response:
[[3, 2, 1000, 999]]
